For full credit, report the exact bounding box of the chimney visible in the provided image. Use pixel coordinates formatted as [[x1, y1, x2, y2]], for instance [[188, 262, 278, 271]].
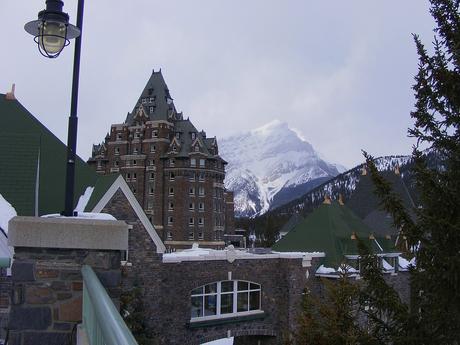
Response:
[[5, 83, 16, 100]]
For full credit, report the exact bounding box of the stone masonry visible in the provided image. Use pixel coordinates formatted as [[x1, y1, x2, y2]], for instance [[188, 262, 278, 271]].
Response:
[[7, 217, 128, 345]]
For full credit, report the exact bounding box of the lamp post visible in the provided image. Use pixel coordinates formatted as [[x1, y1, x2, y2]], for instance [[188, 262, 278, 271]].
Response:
[[25, 0, 85, 216]]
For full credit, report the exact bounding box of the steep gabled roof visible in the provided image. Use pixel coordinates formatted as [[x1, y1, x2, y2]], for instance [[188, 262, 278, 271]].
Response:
[[272, 201, 396, 266], [0, 94, 99, 215], [125, 69, 176, 125]]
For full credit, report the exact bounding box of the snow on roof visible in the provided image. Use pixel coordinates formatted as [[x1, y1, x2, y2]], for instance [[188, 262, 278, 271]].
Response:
[[202, 337, 234, 345], [41, 212, 116, 220], [74, 186, 95, 213], [316, 265, 336, 275], [163, 243, 324, 263], [0, 193, 17, 234]]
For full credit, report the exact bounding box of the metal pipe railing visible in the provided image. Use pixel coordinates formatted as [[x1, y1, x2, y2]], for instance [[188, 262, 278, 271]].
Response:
[[81, 265, 138, 345]]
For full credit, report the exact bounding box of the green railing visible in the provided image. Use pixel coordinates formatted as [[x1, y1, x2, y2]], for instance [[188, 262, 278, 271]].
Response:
[[81, 265, 138, 345]]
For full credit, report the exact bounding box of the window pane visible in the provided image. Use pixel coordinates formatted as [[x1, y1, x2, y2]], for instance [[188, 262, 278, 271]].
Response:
[[250, 283, 260, 290], [191, 286, 203, 295], [249, 290, 260, 311], [205, 283, 217, 294], [237, 281, 248, 291], [237, 292, 249, 312], [221, 281, 234, 292], [220, 293, 233, 314], [191, 296, 203, 318], [204, 295, 217, 316]]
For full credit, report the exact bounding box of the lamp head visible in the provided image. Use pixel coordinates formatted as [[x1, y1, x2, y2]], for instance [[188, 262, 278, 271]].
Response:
[[25, 0, 80, 58]]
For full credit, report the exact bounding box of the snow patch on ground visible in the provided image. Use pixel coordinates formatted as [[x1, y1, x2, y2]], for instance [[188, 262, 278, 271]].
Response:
[[74, 186, 95, 212]]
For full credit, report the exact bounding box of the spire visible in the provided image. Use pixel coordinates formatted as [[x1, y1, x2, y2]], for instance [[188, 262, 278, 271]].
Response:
[[5, 83, 16, 101], [338, 194, 344, 206]]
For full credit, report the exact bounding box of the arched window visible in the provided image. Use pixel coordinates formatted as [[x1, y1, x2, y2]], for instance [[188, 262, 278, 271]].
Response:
[[190, 280, 261, 321]]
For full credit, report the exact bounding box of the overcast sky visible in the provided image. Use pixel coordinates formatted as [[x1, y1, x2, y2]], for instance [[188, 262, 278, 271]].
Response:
[[1, 1, 435, 168]]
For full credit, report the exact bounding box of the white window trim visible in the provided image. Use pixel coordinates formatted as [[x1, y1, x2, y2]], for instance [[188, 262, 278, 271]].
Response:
[[190, 280, 262, 323]]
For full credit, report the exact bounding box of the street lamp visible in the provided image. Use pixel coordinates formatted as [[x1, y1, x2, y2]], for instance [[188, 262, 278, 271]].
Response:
[[25, 0, 85, 216]]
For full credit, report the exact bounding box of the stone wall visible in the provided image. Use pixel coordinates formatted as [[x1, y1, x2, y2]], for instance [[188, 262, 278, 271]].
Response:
[[7, 217, 128, 345]]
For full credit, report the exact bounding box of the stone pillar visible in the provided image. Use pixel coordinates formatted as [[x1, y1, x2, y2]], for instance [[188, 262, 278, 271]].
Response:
[[7, 216, 128, 345]]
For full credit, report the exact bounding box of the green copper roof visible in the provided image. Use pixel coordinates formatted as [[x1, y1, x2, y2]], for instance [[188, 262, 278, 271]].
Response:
[[0, 94, 117, 216], [272, 201, 396, 266]]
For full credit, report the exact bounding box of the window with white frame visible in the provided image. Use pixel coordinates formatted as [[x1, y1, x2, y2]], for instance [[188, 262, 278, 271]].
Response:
[[149, 172, 155, 180], [189, 202, 195, 211], [168, 216, 173, 225], [198, 232, 204, 240], [170, 158, 175, 167], [199, 172, 205, 181], [198, 217, 204, 226], [199, 202, 204, 211], [150, 144, 156, 153], [189, 187, 195, 196], [115, 147, 120, 155], [169, 187, 174, 196], [199, 159, 205, 167], [199, 186, 205, 196], [189, 217, 194, 226], [152, 130, 158, 138], [190, 281, 261, 320], [169, 172, 175, 181], [190, 158, 196, 167], [169, 202, 174, 211], [189, 172, 196, 181]]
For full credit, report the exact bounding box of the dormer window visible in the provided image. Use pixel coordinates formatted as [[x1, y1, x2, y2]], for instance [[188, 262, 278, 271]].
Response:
[[172, 145, 177, 152], [116, 133, 122, 141], [194, 145, 199, 152], [191, 132, 196, 140], [199, 159, 205, 168], [152, 130, 158, 138]]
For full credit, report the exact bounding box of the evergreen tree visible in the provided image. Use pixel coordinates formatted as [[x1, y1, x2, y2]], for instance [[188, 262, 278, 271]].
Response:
[[362, 0, 460, 343], [295, 1, 460, 343]]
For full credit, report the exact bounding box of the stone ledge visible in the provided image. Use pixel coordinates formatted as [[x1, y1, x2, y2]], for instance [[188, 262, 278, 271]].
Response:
[[8, 217, 128, 250]]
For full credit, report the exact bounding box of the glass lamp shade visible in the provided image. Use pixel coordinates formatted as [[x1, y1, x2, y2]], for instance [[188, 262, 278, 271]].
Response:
[[38, 21, 67, 55]]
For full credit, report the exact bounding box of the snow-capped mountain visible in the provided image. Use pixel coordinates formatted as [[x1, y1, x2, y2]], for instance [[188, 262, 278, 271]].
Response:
[[220, 120, 343, 217]]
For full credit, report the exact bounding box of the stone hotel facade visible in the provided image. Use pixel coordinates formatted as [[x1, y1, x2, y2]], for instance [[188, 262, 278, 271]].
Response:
[[88, 70, 235, 250]]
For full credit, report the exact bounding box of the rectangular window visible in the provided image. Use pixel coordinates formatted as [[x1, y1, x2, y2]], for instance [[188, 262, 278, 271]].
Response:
[[189, 217, 194, 225], [132, 173, 137, 181], [199, 187, 205, 196], [198, 217, 204, 226], [191, 132, 196, 140], [169, 202, 174, 211], [198, 232, 204, 240], [189, 231, 195, 240], [189, 172, 196, 181], [133, 160, 137, 166], [114, 161, 119, 167], [167, 231, 172, 240], [116, 133, 122, 140], [142, 98, 147, 104], [149, 172, 155, 180], [169, 187, 174, 196], [176, 132, 180, 139], [149, 186, 154, 195], [168, 216, 173, 225], [199, 202, 204, 211], [149, 97, 155, 103], [189, 202, 195, 210], [199, 172, 205, 181], [189, 187, 195, 196], [115, 147, 120, 155], [169, 172, 175, 181], [152, 130, 158, 138], [170, 158, 175, 167], [149, 106, 154, 114], [150, 144, 156, 153], [133, 147, 138, 154], [199, 159, 205, 168], [190, 158, 196, 167]]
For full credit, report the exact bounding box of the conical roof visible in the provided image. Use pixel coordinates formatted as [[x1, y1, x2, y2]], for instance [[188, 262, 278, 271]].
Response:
[[125, 69, 176, 125], [272, 201, 396, 266]]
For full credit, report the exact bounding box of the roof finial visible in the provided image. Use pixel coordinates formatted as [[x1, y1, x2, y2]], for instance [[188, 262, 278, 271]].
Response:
[[323, 194, 331, 205], [5, 83, 16, 100], [338, 194, 344, 206], [361, 165, 367, 176]]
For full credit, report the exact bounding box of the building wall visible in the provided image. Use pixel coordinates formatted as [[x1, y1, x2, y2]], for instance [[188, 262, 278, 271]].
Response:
[[90, 118, 234, 250]]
